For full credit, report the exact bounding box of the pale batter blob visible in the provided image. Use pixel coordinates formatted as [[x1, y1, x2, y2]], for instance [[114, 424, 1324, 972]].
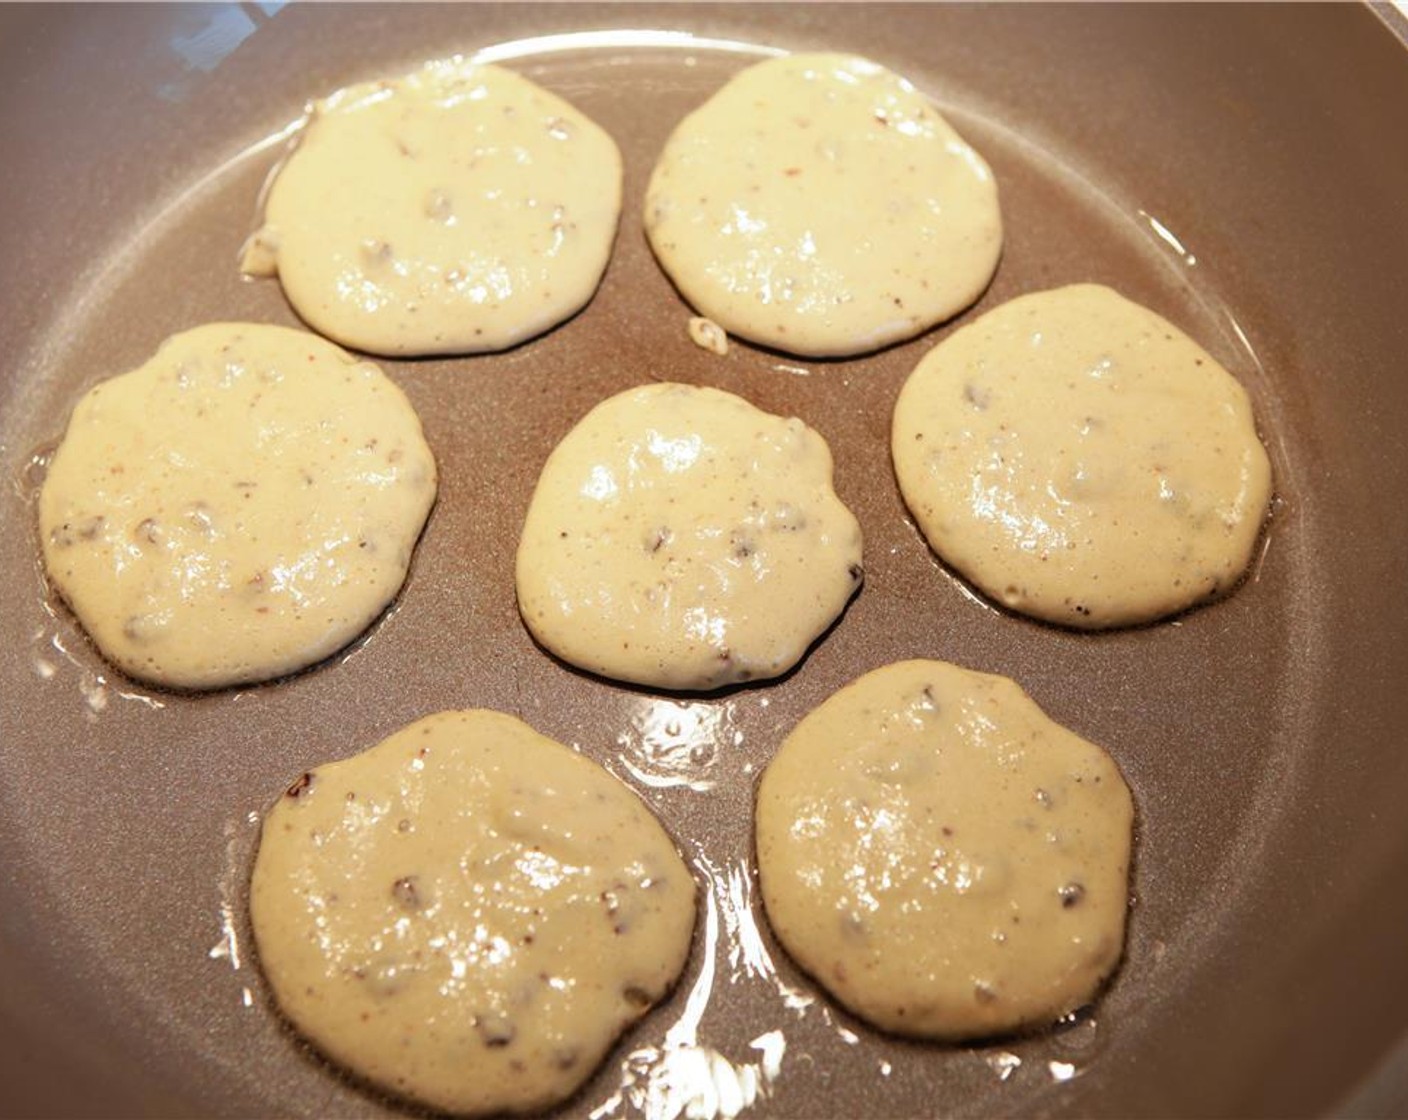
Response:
[[38, 323, 436, 690], [755, 659, 1134, 1040], [644, 52, 1002, 358], [243, 59, 622, 357], [516, 383, 863, 691], [892, 284, 1273, 628], [250, 710, 696, 1116]]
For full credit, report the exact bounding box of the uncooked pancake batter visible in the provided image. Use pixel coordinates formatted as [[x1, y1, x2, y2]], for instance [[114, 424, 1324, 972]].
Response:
[[243, 59, 622, 356], [38, 323, 436, 689], [644, 52, 1002, 357], [250, 710, 696, 1116], [755, 659, 1134, 1039], [516, 383, 863, 690], [891, 284, 1273, 628]]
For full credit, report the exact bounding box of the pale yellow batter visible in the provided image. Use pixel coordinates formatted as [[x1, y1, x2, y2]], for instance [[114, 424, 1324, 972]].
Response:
[[243, 59, 622, 357], [755, 659, 1134, 1040], [38, 323, 436, 690], [251, 710, 696, 1116], [892, 284, 1273, 628], [515, 383, 863, 691], [644, 52, 1002, 358]]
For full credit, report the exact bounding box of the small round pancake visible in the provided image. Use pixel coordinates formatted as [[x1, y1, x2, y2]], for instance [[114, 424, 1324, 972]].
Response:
[[250, 710, 696, 1116], [38, 323, 436, 689], [515, 383, 863, 691], [643, 52, 1002, 358], [755, 659, 1134, 1040], [242, 59, 622, 357], [892, 284, 1273, 628]]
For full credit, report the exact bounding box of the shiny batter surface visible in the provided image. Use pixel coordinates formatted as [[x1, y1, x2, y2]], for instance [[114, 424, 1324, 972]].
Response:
[[515, 383, 863, 691], [892, 284, 1273, 628], [644, 52, 1002, 358], [38, 323, 436, 690], [243, 59, 622, 356], [250, 710, 696, 1116], [756, 659, 1134, 1040]]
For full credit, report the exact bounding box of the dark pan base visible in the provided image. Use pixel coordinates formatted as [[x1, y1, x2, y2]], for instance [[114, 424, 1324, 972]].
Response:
[[2, 6, 1406, 1118]]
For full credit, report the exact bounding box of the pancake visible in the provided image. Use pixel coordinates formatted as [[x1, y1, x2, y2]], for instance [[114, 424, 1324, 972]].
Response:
[[250, 709, 696, 1116], [242, 59, 622, 356], [38, 322, 436, 689], [644, 52, 1001, 357], [891, 284, 1273, 628], [755, 659, 1134, 1039], [515, 382, 863, 690]]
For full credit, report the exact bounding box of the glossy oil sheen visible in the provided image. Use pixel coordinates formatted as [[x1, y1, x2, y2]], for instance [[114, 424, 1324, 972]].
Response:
[[0, 5, 1407, 1120]]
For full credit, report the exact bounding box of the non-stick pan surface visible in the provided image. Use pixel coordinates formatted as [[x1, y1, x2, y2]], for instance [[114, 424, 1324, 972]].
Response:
[[3, 5, 1407, 1118]]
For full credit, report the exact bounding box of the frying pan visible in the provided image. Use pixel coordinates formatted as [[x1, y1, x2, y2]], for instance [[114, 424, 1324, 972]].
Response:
[[3, 5, 1407, 1117]]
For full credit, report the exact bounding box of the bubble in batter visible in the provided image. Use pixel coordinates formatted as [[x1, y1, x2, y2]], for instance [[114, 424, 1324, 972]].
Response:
[[755, 659, 1134, 1040], [515, 382, 864, 691], [243, 59, 622, 357], [38, 323, 436, 690], [891, 284, 1273, 628], [251, 710, 696, 1116], [644, 52, 1002, 358]]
